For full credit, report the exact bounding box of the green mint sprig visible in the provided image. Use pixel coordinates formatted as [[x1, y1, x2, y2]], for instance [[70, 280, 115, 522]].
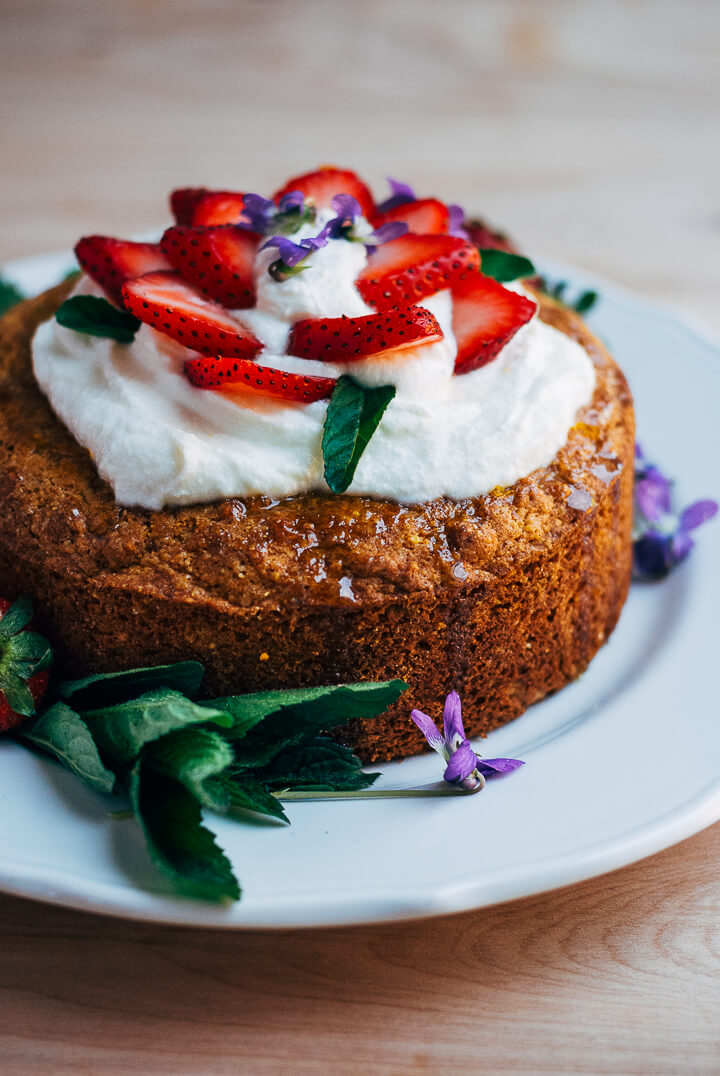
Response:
[[17, 657, 407, 903], [478, 249, 535, 283], [540, 278, 598, 315], [55, 295, 141, 343], [0, 275, 24, 317], [322, 375, 396, 494]]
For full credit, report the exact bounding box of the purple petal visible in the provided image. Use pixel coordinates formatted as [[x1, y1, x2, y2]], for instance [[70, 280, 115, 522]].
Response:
[[277, 190, 305, 212], [443, 740, 478, 783], [369, 222, 408, 245], [375, 177, 416, 213], [238, 192, 275, 233], [635, 467, 672, 521], [476, 757, 525, 776], [410, 709, 445, 755], [330, 193, 361, 219], [634, 443, 645, 462], [679, 499, 718, 531], [670, 529, 694, 563], [442, 690, 465, 746], [632, 531, 675, 580], [302, 220, 333, 251], [447, 204, 469, 239], [260, 235, 309, 267]]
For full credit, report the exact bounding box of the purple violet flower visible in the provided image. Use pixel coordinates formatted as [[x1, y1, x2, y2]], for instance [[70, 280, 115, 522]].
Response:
[[411, 691, 524, 793], [237, 193, 276, 234], [260, 220, 334, 279], [447, 203, 469, 240], [366, 221, 408, 247], [376, 177, 417, 213], [632, 444, 717, 580]]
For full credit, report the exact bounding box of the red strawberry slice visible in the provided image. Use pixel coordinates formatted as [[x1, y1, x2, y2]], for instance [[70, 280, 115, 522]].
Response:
[[273, 167, 375, 219], [372, 198, 449, 236], [170, 188, 214, 226], [74, 236, 171, 308], [288, 305, 443, 363], [356, 235, 480, 308], [161, 225, 259, 308], [121, 272, 262, 359], [452, 275, 537, 375], [184, 356, 336, 403], [191, 191, 249, 227], [465, 219, 518, 254]]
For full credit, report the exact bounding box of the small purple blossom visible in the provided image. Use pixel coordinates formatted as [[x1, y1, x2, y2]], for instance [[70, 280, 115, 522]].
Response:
[[325, 194, 363, 239], [260, 220, 334, 279], [633, 444, 717, 580], [376, 177, 417, 213], [236, 190, 311, 236], [447, 203, 469, 240], [366, 221, 408, 247], [411, 691, 524, 793]]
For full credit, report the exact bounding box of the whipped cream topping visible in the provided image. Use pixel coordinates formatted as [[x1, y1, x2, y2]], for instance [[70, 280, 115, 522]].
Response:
[[32, 216, 596, 510]]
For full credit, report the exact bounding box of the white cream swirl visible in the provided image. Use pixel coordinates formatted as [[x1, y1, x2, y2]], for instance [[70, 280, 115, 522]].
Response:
[[32, 218, 596, 510]]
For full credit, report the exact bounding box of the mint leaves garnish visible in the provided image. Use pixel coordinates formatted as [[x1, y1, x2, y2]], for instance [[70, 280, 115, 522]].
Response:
[[322, 376, 396, 494], [55, 295, 141, 342], [13, 638, 407, 903], [478, 249, 535, 283], [540, 278, 598, 315], [0, 275, 24, 317]]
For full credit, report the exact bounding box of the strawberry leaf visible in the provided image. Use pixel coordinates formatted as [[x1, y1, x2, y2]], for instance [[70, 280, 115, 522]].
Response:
[[0, 276, 24, 316], [57, 661, 205, 710], [129, 763, 240, 903], [0, 668, 35, 717], [82, 689, 232, 764], [0, 596, 33, 639], [55, 296, 141, 343], [322, 376, 395, 494], [19, 703, 116, 794], [478, 249, 535, 283]]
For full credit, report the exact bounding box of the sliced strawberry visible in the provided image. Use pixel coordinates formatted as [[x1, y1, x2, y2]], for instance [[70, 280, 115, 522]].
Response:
[[121, 272, 262, 359], [452, 275, 537, 375], [356, 235, 480, 308], [288, 305, 443, 364], [191, 191, 248, 226], [74, 236, 171, 308], [464, 219, 518, 254], [184, 356, 336, 403], [273, 167, 375, 219], [372, 198, 449, 236], [161, 226, 259, 308], [170, 187, 214, 225]]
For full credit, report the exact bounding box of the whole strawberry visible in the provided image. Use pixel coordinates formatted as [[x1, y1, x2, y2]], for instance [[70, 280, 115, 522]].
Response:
[[0, 597, 52, 733]]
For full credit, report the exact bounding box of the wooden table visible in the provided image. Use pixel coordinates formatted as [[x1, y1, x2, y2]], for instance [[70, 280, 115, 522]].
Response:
[[1, 3, 719, 1072]]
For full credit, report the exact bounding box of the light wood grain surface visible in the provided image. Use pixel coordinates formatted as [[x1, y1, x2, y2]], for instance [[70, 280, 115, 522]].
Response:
[[1, 2, 719, 1073]]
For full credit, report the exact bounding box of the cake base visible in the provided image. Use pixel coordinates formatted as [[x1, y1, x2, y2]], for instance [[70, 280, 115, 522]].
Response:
[[0, 284, 634, 761]]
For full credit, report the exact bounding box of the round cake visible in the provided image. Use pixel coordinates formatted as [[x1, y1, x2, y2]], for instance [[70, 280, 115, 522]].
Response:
[[0, 170, 634, 762]]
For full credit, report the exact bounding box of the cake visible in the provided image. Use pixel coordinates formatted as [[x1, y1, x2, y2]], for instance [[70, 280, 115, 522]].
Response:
[[0, 168, 634, 762]]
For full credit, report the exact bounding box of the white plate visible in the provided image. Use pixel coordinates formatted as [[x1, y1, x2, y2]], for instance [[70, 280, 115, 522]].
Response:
[[1, 251, 718, 929]]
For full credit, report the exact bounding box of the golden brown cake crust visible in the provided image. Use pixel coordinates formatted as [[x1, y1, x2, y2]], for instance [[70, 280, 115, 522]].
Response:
[[0, 284, 634, 761]]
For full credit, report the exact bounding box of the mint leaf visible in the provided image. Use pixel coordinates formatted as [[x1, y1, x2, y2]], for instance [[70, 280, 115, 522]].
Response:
[[573, 289, 598, 315], [143, 727, 233, 810], [255, 737, 379, 792], [55, 296, 141, 343], [212, 774, 288, 823], [0, 596, 33, 640], [0, 276, 24, 316], [82, 689, 232, 764], [322, 376, 395, 494], [19, 703, 116, 794], [129, 763, 240, 902], [57, 661, 205, 710], [478, 249, 535, 283], [211, 680, 407, 768]]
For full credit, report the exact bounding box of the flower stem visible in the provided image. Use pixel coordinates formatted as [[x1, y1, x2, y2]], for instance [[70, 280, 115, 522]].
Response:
[[274, 786, 477, 801]]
